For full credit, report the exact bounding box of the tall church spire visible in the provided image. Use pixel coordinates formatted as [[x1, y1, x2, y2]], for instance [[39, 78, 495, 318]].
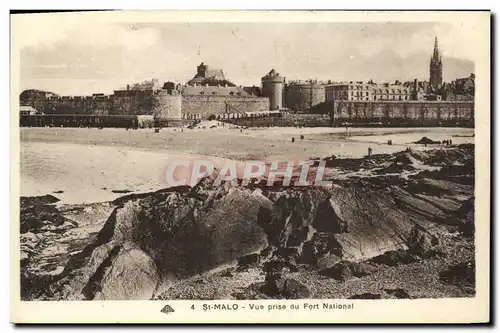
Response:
[[432, 36, 440, 59], [429, 36, 443, 89]]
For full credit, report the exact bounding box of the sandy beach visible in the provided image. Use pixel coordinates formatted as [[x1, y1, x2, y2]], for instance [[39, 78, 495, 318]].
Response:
[[20, 126, 474, 204]]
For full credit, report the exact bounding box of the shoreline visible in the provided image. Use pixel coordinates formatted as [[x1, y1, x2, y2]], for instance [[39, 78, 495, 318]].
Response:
[[19, 127, 475, 205]]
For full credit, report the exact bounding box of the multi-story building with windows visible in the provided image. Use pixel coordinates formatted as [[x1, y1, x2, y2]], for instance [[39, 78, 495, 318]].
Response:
[[325, 81, 411, 102], [325, 81, 372, 101], [371, 83, 412, 101]]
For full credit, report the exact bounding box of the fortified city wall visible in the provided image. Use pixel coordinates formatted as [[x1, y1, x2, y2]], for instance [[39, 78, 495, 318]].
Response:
[[180, 95, 270, 118], [311, 100, 474, 127], [20, 88, 270, 121]]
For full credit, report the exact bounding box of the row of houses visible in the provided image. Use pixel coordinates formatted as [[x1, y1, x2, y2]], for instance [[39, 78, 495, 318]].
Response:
[[323, 74, 474, 103]]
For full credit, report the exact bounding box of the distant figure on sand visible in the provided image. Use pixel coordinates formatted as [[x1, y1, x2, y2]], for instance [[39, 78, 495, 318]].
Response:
[[368, 147, 372, 156], [291, 137, 295, 143]]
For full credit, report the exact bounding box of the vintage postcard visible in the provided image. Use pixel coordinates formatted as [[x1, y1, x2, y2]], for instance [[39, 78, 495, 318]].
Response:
[[10, 10, 490, 324]]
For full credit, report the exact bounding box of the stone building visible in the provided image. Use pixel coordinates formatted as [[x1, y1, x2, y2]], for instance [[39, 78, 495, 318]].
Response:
[[188, 62, 228, 85], [371, 82, 412, 101], [325, 81, 372, 101], [443, 74, 475, 101], [19, 89, 59, 113], [180, 63, 270, 119], [20, 63, 271, 121], [325, 81, 411, 102], [324, 37, 448, 104]]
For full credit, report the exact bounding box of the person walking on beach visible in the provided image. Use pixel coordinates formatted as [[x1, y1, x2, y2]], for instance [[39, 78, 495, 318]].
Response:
[[368, 147, 372, 156]]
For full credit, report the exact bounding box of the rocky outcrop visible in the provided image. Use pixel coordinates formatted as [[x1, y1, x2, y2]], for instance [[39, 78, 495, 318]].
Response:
[[301, 232, 343, 267], [21, 182, 271, 300], [20, 196, 67, 234], [369, 249, 421, 267], [407, 224, 440, 257], [234, 260, 310, 300], [384, 288, 412, 299], [456, 197, 475, 237], [439, 261, 475, 292], [319, 261, 378, 281], [349, 288, 412, 300], [20, 145, 476, 300]]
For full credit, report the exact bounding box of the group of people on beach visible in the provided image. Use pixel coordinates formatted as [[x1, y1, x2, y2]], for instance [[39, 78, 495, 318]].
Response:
[[442, 139, 453, 146]]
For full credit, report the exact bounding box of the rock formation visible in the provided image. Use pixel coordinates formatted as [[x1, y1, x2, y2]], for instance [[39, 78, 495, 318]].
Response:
[[20, 144, 475, 300]]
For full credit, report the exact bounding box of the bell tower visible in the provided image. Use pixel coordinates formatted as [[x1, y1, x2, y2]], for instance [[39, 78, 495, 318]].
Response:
[[197, 62, 208, 77], [429, 36, 443, 89]]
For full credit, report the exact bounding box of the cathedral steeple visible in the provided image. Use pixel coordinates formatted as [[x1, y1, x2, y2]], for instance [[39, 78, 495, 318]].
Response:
[[429, 36, 443, 89], [432, 36, 440, 59]]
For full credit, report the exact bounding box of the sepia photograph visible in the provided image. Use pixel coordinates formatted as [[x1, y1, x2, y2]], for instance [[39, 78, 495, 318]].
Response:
[[10, 10, 490, 324]]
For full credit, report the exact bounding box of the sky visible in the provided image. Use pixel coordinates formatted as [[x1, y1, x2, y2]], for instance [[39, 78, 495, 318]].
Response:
[[17, 16, 477, 96]]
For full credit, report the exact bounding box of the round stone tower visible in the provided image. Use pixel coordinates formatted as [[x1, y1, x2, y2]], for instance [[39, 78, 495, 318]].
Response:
[[261, 69, 284, 111], [153, 82, 182, 121]]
